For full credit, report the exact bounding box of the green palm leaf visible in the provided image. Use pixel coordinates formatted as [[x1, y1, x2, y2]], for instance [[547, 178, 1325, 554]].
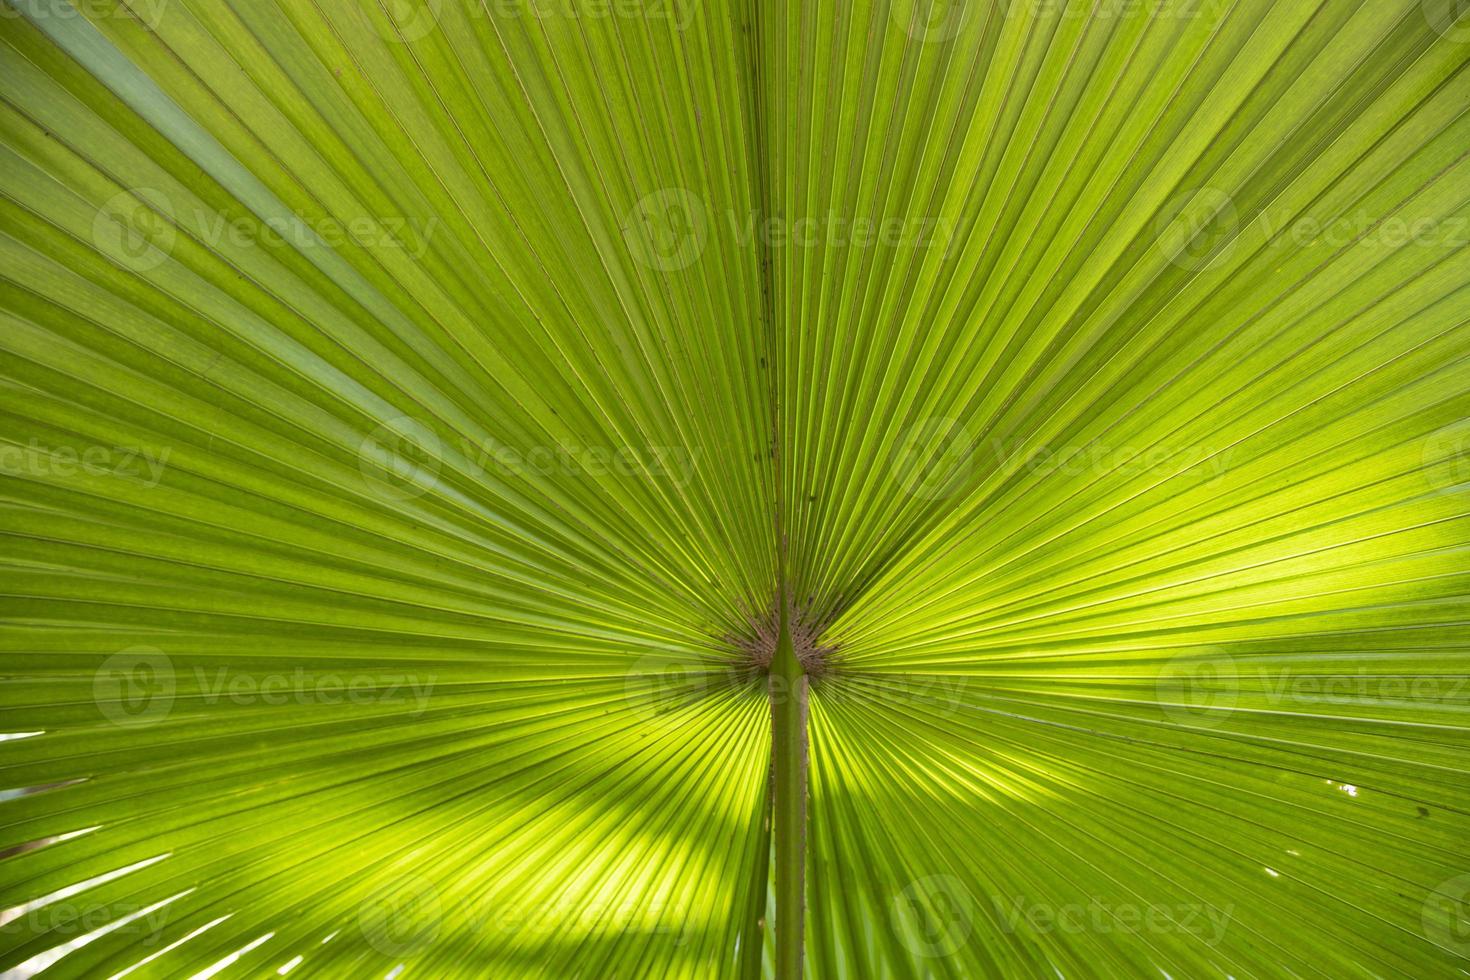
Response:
[[2, 0, 1467, 977]]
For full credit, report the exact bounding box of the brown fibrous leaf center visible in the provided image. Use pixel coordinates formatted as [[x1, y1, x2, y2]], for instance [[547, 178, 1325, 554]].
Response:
[[729, 600, 835, 678]]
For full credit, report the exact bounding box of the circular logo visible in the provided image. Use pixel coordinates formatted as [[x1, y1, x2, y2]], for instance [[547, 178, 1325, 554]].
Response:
[[624, 188, 708, 271], [92, 188, 175, 273], [1422, 873, 1470, 957], [358, 417, 443, 502], [1421, 423, 1469, 495], [1154, 187, 1239, 272], [376, 0, 443, 43], [93, 647, 175, 727], [359, 875, 441, 955], [623, 652, 714, 724], [1423, 0, 1470, 43], [890, 0, 974, 43], [892, 875, 974, 958], [891, 417, 977, 500], [1156, 648, 1238, 728]]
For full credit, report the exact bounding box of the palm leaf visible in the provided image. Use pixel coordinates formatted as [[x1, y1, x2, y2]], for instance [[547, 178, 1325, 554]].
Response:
[[2, 0, 1468, 977]]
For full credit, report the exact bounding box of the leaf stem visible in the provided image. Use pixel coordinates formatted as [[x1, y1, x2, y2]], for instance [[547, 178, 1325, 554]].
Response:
[[770, 598, 808, 979]]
